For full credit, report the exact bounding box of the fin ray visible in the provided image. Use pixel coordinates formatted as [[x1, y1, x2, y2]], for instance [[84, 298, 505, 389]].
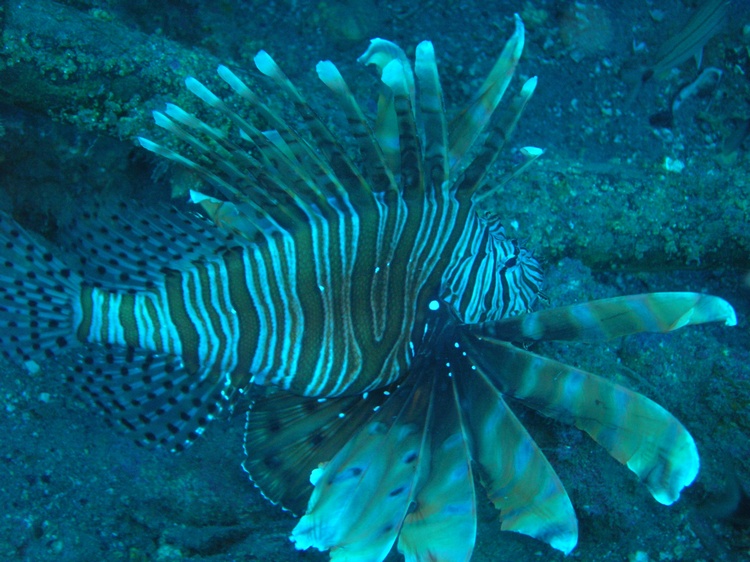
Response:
[[462, 335, 700, 505], [0, 213, 81, 362], [291, 371, 433, 560], [243, 387, 393, 514], [469, 292, 737, 343], [449, 13, 526, 169], [398, 370, 477, 561], [455, 344, 578, 554]]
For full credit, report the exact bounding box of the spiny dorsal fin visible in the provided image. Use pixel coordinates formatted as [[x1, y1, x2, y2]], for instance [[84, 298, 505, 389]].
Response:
[[357, 39, 416, 179], [253, 51, 374, 208], [143, 77, 330, 231], [448, 13, 526, 169], [380, 57, 424, 199], [188, 191, 277, 244], [316, 60, 399, 196], [141, 98, 315, 234], [414, 41, 449, 196], [452, 73, 537, 199]]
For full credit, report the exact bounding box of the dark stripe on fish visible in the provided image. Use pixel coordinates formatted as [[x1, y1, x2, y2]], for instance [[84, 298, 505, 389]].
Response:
[[164, 269, 201, 374], [76, 285, 94, 342], [224, 250, 258, 387], [118, 293, 138, 346]]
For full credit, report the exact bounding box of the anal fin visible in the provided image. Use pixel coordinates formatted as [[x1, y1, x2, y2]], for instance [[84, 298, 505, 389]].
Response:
[[68, 345, 228, 452]]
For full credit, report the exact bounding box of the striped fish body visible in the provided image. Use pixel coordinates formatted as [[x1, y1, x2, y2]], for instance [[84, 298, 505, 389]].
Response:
[[118, 17, 540, 399], [72, 193, 531, 399]]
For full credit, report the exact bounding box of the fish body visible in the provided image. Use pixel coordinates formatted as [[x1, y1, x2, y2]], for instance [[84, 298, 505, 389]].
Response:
[[0, 14, 738, 561], [627, 0, 728, 105], [643, 0, 729, 82]]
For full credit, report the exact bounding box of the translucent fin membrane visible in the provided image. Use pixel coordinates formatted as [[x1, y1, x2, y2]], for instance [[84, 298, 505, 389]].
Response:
[[455, 363, 578, 554], [291, 371, 433, 560], [243, 387, 393, 514], [68, 345, 228, 452], [398, 366, 476, 561], [0, 213, 80, 362]]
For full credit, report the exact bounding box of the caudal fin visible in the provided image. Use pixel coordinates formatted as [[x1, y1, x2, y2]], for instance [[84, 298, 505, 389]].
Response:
[[0, 213, 81, 365]]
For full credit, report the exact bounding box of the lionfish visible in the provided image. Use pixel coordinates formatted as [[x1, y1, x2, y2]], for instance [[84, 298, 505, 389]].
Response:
[[0, 14, 736, 561]]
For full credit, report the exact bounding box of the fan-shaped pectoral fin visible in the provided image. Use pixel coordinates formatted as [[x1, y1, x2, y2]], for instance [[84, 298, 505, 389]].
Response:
[[454, 361, 578, 555], [398, 372, 477, 562], [243, 386, 393, 515], [463, 335, 700, 506], [468, 292, 737, 344], [290, 370, 434, 561]]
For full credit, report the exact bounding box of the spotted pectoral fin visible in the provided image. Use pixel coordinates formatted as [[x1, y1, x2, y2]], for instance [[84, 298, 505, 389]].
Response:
[[454, 360, 578, 555], [291, 371, 433, 561], [469, 292, 737, 343], [398, 373, 477, 562], [70, 345, 228, 452], [464, 336, 699, 506], [242, 386, 392, 515]]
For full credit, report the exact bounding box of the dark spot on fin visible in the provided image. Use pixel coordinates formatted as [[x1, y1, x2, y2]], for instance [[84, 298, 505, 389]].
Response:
[[68, 344, 228, 452]]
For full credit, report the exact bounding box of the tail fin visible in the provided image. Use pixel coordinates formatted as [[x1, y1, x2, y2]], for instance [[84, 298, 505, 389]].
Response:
[[0, 213, 81, 366]]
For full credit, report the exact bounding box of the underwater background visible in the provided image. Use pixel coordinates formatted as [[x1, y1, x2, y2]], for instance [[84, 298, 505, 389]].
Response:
[[0, 0, 748, 560]]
